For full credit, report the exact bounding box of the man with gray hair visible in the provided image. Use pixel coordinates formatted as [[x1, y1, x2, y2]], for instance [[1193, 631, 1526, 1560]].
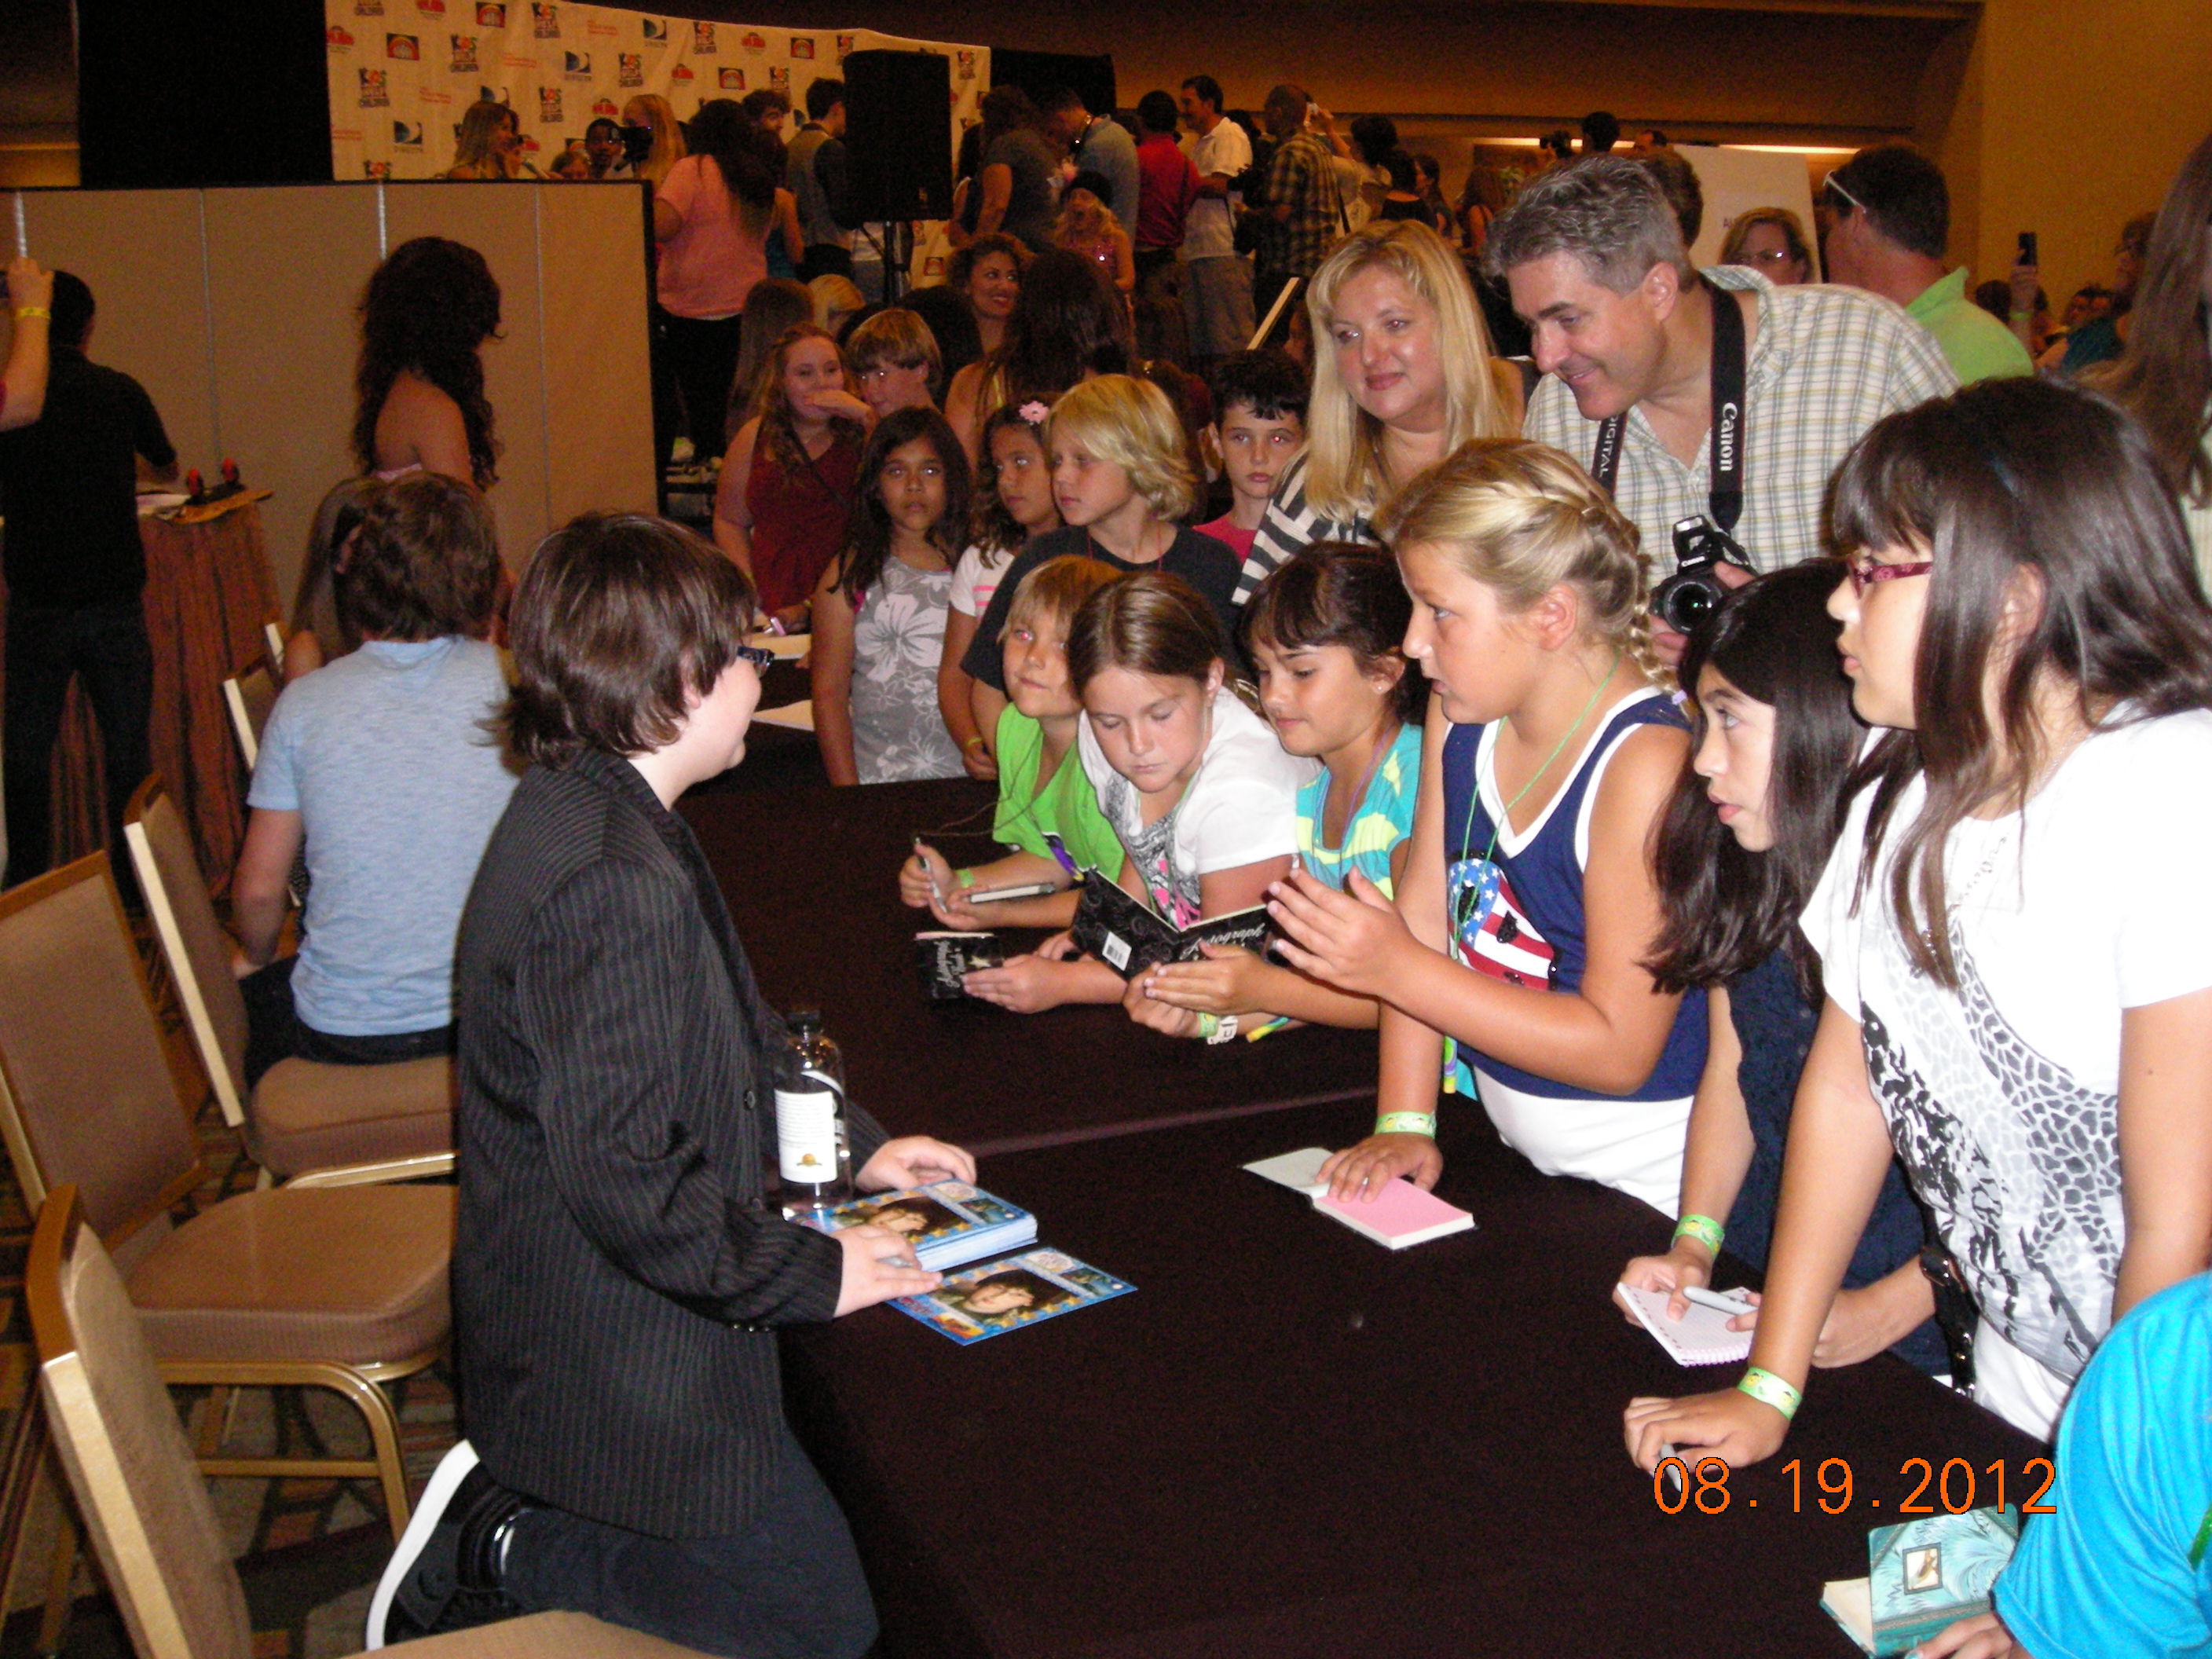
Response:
[[1487, 157, 1954, 651]]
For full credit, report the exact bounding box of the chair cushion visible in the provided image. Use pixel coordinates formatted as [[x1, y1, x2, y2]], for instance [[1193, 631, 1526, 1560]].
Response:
[[126, 1185, 453, 1367], [251, 1055, 455, 1178], [390, 1610, 714, 1658]]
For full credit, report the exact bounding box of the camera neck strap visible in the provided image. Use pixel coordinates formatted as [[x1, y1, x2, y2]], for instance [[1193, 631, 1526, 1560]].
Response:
[[1589, 274, 1746, 535]]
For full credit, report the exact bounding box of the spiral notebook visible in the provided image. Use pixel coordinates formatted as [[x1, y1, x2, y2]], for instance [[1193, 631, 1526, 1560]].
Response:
[[1617, 1284, 1755, 1366]]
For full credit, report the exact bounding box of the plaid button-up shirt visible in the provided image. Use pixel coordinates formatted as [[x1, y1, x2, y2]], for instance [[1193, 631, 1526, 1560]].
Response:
[[1524, 266, 1958, 573], [1261, 132, 1347, 285]]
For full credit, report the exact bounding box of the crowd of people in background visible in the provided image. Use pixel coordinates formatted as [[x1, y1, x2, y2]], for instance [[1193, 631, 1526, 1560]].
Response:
[[6, 65, 2212, 1659]]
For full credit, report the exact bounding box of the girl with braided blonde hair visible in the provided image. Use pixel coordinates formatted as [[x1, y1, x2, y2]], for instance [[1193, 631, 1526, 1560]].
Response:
[[1270, 438, 1708, 1215]]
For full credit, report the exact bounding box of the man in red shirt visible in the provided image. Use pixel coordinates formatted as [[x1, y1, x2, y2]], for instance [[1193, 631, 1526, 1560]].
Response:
[[1133, 90, 1202, 363]]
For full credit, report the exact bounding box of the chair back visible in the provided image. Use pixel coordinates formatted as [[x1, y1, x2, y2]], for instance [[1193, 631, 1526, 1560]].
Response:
[[262, 621, 287, 679], [221, 667, 276, 775], [123, 779, 251, 1129], [28, 1187, 254, 1659], [0, 857, 203, 1242]]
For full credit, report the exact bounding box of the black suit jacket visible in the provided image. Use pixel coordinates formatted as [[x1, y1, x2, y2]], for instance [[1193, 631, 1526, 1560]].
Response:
[[454, 749, 886, 1537]]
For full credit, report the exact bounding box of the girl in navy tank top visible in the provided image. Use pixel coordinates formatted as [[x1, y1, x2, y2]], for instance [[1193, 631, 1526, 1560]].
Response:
[[1268, 442, 1706, 1215]]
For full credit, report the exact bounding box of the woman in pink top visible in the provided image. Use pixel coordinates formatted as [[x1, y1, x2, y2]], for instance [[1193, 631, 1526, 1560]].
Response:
[[654, 99, 797, 460]]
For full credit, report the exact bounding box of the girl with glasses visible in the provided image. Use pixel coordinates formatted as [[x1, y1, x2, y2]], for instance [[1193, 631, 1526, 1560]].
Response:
[[1627, 375, 2212, 1474]]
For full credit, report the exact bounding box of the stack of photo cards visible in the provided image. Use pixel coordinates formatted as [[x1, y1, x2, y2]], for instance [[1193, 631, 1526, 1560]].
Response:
[[794, 1181, 1035, 1272], [1821, 1506, 2021, 1655], [892, 1248, 1136, 1346], [1243, 1147, 1476, 1250], [1617, 1284, 1755, 1366], [800, 1183, 1137, 1346]]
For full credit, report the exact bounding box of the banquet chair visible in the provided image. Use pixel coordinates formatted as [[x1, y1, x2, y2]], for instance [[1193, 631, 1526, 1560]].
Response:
[[221, 664, 277, 774], [0, 857, 456, 1540], [123, 778, 452, 1186], [31, 1185, 719, 1659]]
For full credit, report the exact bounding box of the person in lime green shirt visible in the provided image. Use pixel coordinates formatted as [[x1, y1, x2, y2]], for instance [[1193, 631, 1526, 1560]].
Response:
[[901, 556, 1123, 931], [1822, 144, 2031, 386]]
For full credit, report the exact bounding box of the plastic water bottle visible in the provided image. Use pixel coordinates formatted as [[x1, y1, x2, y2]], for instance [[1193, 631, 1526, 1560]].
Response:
[[775, 1009, 850, 1213]]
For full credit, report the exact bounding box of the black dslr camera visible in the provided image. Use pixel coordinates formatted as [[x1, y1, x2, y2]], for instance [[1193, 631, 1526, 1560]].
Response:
[[1651, 515, 1756, 636]]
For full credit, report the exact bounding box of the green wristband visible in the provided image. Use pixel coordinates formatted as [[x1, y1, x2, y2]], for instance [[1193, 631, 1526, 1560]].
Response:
[[1375, 1111, 1436, 1137], [1672, 1213, 1725, 1257], [1196, 1012, 1221, 1041], [1737, 1365, 1802, 1422], [956, 867, 976, 889]]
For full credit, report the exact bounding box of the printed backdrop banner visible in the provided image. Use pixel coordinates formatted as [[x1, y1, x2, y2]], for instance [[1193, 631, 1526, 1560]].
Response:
[[324, 1, 986, 277]]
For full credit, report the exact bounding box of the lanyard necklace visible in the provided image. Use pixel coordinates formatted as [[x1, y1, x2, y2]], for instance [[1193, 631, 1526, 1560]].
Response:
[[1325, 719, 1401, 850], [1457, 650, 1622, 863]]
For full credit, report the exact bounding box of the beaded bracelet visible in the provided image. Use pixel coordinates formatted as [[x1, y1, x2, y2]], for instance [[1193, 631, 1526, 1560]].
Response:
[[1375, 1111, 1436, 1137], [1672, 1213, 1725, 1257], [1737, 1366, 1802, 1422]]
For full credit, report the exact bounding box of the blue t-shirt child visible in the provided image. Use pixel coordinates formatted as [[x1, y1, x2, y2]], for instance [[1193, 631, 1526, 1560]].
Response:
[[1995, 1271, 2212, 1657], [1294, 722, 1420, 899], [248, 636, 517, 1036]]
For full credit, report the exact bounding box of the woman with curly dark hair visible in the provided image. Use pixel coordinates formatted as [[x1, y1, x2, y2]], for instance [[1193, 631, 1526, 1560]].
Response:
[[352, 236, 502, 488], [943, 248, 1130, 463]]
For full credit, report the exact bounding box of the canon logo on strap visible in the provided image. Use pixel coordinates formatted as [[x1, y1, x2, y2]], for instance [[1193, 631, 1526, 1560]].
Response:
[[1716, 401, 1741, 472]]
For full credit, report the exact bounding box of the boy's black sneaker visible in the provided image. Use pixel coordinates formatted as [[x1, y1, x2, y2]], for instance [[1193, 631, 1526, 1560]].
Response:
[[366, 1441, 530, 1648]]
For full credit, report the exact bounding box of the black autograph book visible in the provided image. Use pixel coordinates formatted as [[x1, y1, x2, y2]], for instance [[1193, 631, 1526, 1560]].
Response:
[[1067, 876, 1280, 980]]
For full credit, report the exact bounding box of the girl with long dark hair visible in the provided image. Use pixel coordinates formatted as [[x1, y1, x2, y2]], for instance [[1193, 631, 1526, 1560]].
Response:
[[1616, 562, 1943, 1373], [1628, 376, 2212, 1472], [352, 236, 501, 489], [809, 407, 972, 785]]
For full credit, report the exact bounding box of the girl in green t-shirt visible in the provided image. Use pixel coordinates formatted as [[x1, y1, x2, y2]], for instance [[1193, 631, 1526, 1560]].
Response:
[[901, 555, 1123, 931]]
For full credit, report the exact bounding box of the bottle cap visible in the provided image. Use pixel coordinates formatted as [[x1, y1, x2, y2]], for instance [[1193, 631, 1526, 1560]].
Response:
[[789, 1008, 822, 1034]]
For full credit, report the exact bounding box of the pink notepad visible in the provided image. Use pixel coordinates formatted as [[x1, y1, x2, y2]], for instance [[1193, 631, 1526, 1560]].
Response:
[[1313, 1179, 1475, 1250]]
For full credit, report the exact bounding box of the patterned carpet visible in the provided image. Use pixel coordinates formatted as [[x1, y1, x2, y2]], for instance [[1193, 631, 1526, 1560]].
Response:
[[0, 943, 460, 1659]]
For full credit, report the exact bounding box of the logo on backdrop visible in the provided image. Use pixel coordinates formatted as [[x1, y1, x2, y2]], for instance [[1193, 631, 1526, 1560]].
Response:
[[364, 159, 393, 178], [923, 255, 946, 277], [742, 31, 767, 53], [385, 33, 419, 59], [474, 2, 504, 24], [563, 49, 591, 78], [641, 17, 666, 42], [790, 37, 815, 60], [358, 69, 390, 106], [416, 0, 445, 15], [617, 53, 642, 86], [588, 18, 618, 37], [419, 88, 453, 104], [836, 33, 855, 57], [669, 61, 694, 82], [538, 86, 563, 122], [691, 22, 715, 53], [449, 35, 478, 71], [393, 120, 424, 147], [591, 97, 619, 118], [957, 50, 976, 80], [718, 68, 745, 90], [531, 4, 558, 39], [326, 24, 354, 49], [768, 65, 789, 90], [353, 0, 383, 13]]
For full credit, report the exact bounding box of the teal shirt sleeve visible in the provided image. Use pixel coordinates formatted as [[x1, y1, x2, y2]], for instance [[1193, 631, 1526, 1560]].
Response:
[[1994, 1273, 2212, 1658]]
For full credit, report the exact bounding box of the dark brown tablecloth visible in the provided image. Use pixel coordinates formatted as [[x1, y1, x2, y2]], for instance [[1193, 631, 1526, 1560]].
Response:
[[679, 778, 1380, 1154], [783, 1099, 2043, 1658], [0, 499, 280, 892]]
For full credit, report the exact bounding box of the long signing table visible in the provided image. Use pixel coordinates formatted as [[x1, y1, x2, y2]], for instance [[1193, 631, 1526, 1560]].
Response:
[[784, 1099, 2043, 1658], [688, 776, 2042, 1657]]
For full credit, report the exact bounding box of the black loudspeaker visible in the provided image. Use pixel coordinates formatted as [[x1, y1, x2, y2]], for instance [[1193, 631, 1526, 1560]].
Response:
[[843, 51, 953, 222]]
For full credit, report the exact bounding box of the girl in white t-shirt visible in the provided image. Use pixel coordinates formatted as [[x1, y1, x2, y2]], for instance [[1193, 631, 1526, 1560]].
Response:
[[937, 401, 1061, 778], [963, 571, 1313, 1027], [1628, 378, 2212, 1481]]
